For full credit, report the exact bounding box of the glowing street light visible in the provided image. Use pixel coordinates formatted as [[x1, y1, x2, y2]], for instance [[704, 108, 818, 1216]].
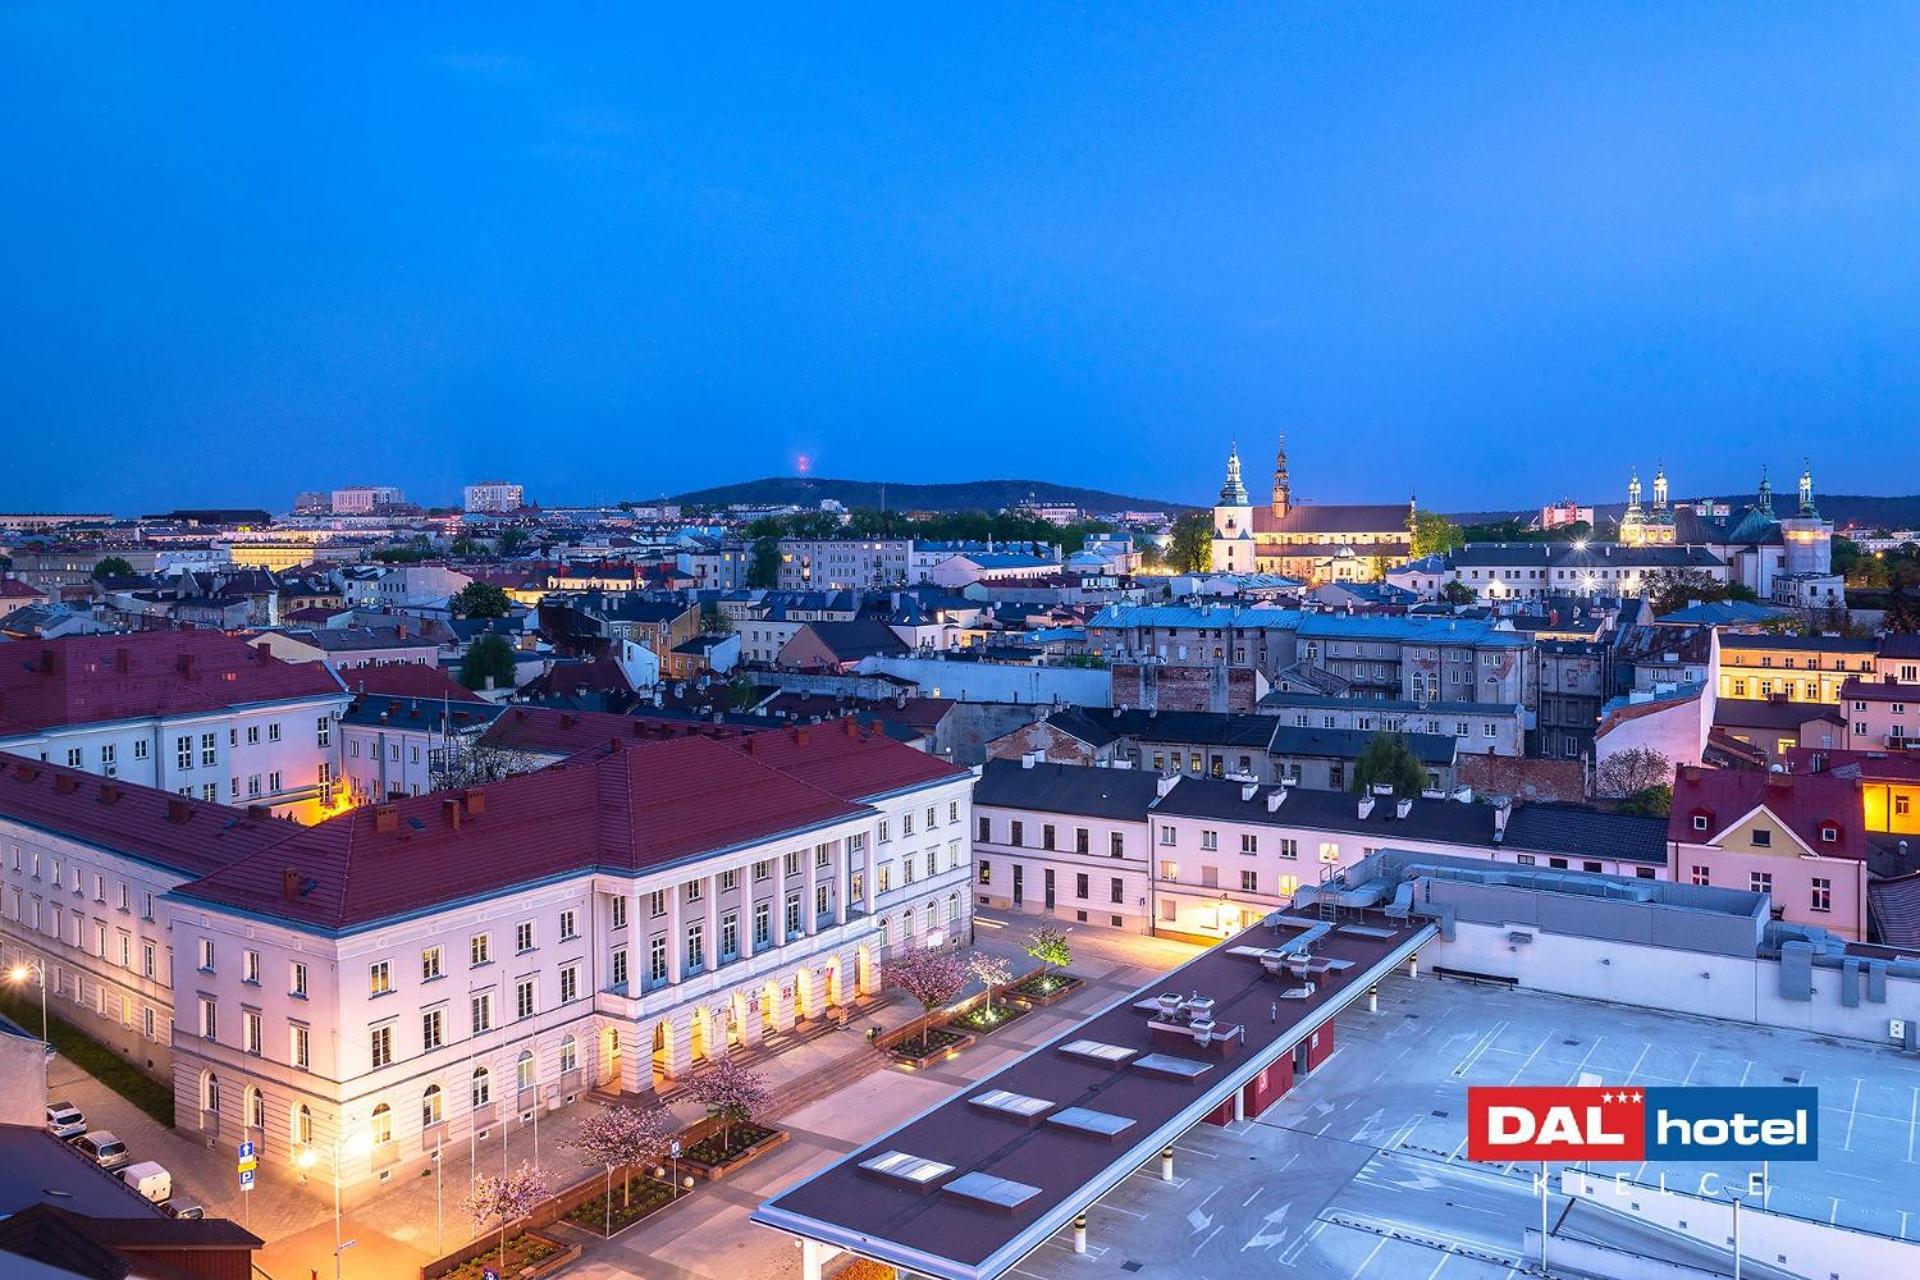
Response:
[[8, 959, 47, 1049]]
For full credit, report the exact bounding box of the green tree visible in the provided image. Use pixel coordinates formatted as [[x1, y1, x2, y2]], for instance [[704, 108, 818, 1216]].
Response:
[[1643, 567, 1729, 615], [450, 582, 512, 619], [1135, 541, 1165, 572], [747, 537, 781, 589], [91, 556, 134, 580], [1351, 732, 1427, 798], [458, 634, 516, 691], [699, 601, 734, 634], [497, 528, 530, 556], [1166, 512, 1213, 574], [1886, 592, 1920, 635], [1440, 580, 1478, 605], [1408, 509, 1463, 559], [1615, 784, 1673, 817], [449, 535, 480, 557]]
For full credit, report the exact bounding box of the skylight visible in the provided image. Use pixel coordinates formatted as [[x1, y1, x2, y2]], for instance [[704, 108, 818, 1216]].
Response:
[[970, 1089, 1052, 1119], [858, 1150, 954, 1185], [944, 1170, 1042, 1210], [1059, 1038, 1136, 1064], [1132, 1053, 1214, 1081], [1047, 1106, 1135, 1138]]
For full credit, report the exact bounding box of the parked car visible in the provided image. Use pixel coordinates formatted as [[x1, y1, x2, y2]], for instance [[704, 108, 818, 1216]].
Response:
[[160, 1198, 204, 1220], [73, 1130, 130, 1172], [117, 1161, 171, 1203], [44, 1102, 87, 1141]]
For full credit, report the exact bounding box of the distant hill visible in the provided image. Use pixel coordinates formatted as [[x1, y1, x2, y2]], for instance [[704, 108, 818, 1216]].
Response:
[[667, 476, 1196, 515], [1449, 494, 1920, 533]]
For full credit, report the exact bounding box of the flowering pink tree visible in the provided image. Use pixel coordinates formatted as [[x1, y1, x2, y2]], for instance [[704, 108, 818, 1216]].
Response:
[[569, 1104, 674, 1213], [688, 1056, 773, 1156], [967, 951, 1015, 1021], [463, 1161, 547, 1270], [889, 943, 970, 1050]]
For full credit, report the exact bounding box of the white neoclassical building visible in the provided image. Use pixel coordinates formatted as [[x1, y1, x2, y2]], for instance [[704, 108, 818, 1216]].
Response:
[[0, 720, 971, 1203]]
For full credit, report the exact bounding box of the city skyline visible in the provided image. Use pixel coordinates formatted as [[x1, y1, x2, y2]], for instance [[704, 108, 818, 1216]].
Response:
[[8, 6, 1920, 510]]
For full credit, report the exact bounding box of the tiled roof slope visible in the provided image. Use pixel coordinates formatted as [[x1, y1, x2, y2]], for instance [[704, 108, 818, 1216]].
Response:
[[1668, 765, 1867, 860], [0, 632, 345, 736]]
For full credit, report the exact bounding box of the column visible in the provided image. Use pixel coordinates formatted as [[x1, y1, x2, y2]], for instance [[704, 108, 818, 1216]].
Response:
[[774, 979, 796, 1033], [740, 870, 756, 962], [804, 848, 820, 936], [703, 873, 720, 970], [739, 993, 762, 1048], [833, 841, 848, 927], [774, 855, 789, 945], [618, 1023, 647, 1094], [665, 883, 683, 984], [864, 832, 879, 915], [800, 965, 824, 1020]]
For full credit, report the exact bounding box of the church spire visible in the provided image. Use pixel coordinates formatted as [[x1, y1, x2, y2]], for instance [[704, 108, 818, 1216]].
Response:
[[1626, 468, 1643, 518], [1757, 466, 1774, 517], [1219, 440, 1249, 506], [1798, 459, 1817, 517], [1271, 433, 1290, 518], [1652, 463, 1669, 513]]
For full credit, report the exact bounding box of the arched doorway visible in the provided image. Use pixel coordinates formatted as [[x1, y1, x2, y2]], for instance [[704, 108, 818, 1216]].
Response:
[[690, 1007, 712, 1064], [729, 993, 747, 1046], [601, 1026, 621, 1085], [824, 955, 844, 1007], [856, 943, 875, 997], [651, 1020, 671, 1082], [759, 981, 779, 1037]]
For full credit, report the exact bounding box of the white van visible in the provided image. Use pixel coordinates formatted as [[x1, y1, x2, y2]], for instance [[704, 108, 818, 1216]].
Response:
[[118, 1161, 172, 1203]]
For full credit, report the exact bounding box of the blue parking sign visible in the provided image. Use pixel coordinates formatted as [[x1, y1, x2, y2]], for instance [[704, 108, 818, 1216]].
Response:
[[483, 1269, 499, 1280], [239, 1169, 255, 1190]]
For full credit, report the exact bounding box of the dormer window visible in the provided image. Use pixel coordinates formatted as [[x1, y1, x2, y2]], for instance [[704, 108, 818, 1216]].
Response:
[[1751, 828, 1771, 848], [1820, 826, 1839, 843], [1692, 815, 1709, 832]]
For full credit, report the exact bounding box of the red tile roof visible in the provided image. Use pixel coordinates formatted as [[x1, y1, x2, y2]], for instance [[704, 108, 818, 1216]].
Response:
[[731, 719, 966, 801], [0, 755, 301, 879], [1668, 765, 1867, 860], [176, 735, 872, 930], [480, 705, 751, 756], [1783, 746, 1920, 783], [0, 631, 345, 737]]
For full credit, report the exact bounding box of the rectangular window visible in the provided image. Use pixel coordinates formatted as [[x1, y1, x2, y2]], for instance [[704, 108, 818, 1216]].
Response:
[[515, 921, 534, 953], [470, 933, 491, 966], [133, 739, 149, 761], [243, 1009, 262, 1055], [902, 813, 914, 837], [291, 1023, 310, 1069], [471, 991, 493, 1033], [198, 938, 215, 972], [421, 946, 442, 981], [1043, 824, 1056, 851], [369, 961, 391, 996], [611, 947, 629, 988], [515, 977, 536, 1020], [1750, 871, 1773, 895], [1075, 873, 1089, 899], [1010, 820, 1024, 847], [754, 901, 770, 946], [422, 1008, 444, 1050], [1240, 833, 1257, 855], [686, 924, 705, 970], [1111, 877, 1124, 904], [558, 909, 577, 941], [1241, 870, 1258, 893], [718, 870, 738, 893], [1811, 878, 1833, 912], [649, 935, 667, 981], [1159, 827, 1175, 846], [1159, 859, 1178, 880], [291, 961, 308, 997], [370, 1023, 393, 1067], [649, 889, 666, 916], [242, 949, 260, 984], [317, 715, 331, 747], [246, 725, 260, 746], [201, 732, 217, 766], [559, 964, 579, 1003]]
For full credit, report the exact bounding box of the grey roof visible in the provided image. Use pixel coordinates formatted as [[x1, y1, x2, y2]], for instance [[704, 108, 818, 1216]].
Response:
[[1103, 710, 1276, 749], [1713, 699, 1844, 731], [339, 694, 505, 734], [973, 759, 1162, 821], [1259, 690, 1519, 717], [1268, 725, 1457, 767], [1447, 542, 1724, 570], [1153, 776, 1502, 846], [1499, 804, 1669, 865], [1031, 708, 1126, 749]]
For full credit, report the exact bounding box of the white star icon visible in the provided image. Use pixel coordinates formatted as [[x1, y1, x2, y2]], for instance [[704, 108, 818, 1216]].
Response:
[[1632, 1092, 1644, 1104], [1601, 1092, 1614, 1103]]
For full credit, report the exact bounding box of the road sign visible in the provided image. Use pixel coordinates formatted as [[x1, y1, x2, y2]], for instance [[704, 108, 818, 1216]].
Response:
[[482, 1268, 499, 1280], [238, 1156, 257, 1173], [670, 1139, 681, 1159], [239, 1169, 255, 1190], [238, 1140, 255, 1160]]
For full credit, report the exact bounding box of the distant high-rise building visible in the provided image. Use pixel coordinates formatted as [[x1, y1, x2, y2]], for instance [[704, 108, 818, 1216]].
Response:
[[292, 490, 329, 514], [463, 480, 526, 513], [330, 484, 405, 514]]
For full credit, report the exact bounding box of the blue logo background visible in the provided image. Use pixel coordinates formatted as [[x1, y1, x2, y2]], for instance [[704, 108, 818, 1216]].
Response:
[[1642, 1087, 1819, 1162]]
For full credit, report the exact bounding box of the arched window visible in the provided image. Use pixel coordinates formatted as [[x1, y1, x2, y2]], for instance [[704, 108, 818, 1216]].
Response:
[[928, 898, 942, 928], [948, 891, 960, 923], [203, 1072, 221, 1113], [370, 1103, 392, 1146], [902, 907, 914, 939], [559, 1035, 577, 1074], [293, 1103, 313, 1145], [471, 1067, 491, 1108], [421, 1084, 443, 1129], [877, 916, 890, 945], [245, 1085, 264, 1131], [517, 1049, 535, 1091]]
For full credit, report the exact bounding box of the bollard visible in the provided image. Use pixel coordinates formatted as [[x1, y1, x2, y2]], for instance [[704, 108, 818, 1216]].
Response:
[[1368, 983, 1379, 1013], [1409, 951, 1419, 980], [1160, 1146, 1174, 1182], [1074, 1214, 1088, 1254]]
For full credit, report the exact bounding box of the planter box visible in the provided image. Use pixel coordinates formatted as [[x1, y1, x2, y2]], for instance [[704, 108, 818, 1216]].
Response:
[[561, 1177, 688, 1239], [947, 1001, 1031, 1036], [889, 1028, 977, 1068], [431, 1231, 576, 1280], [677, 1127, 791, 1180], [1010, 973, 1082, 1006]]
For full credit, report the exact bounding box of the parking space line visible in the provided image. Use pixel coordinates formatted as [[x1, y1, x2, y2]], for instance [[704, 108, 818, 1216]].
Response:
[[1738, 1059, 1753, 1087], [1681, 1051, 1701, 1085], [1349, 1235, 1389, 1277], [1424, 1254, 1451, 1279], [1843, 1078, 1862, 1152], [1505, 1030, 1554, 1085], [1622, 1043, 1650, 1084], [1192, 1224, 1223, 1256], [1907, 1087, 1917, 1163]]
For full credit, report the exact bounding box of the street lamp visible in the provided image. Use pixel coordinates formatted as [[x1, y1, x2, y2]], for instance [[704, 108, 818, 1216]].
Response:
[[8, 959, 48, 1050]]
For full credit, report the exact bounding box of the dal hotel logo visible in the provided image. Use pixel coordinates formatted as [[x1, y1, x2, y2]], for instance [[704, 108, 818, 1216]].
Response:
[[1468, 1087, 1819, 1162]]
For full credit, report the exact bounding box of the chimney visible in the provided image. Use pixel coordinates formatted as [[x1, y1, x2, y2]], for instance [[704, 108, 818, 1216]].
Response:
[[1395, 797, 1413, 820], [1021, 751, 1038, 770], [794, 727, 810, 746], [98, 781, 119, 804], [741, 734, 756, 755], [1266, 788, 1286, 812], [559, 713, 577, 730], [1357, 795, 1376, 820], [1155, 774, 1179, 798], [54, 774, 77, 795], [463, 790, 486, 817], [39, 648, 56, 674], [176, 651, 195, 677], [246, 803, 271, 820], [1240, 782, 1259, 802], [441, 797, 463, 831], [374, 804, 399, 834], [282, 867, 300, 901], [115, 647, 132, 673], [1493, 798, 1511, 841], [166, 798, 191, 824], [843, 717, 859, 738]]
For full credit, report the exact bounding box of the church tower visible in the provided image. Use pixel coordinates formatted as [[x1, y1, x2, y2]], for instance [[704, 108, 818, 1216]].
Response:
[[1211, 440, 1254, 573], [1652, 464, 1669, 513], [1219, 440, 1250, 505], [1757, 467, 1774, 517], [1626, 469, 1643, 519], [1271, 435, 1291, 519], [1798, 460, 1817, 517]]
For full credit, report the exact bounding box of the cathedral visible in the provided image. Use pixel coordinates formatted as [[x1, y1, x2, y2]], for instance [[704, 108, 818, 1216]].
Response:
[[1210, 437, 1414, 583], [1616, 462, 1838, 606]]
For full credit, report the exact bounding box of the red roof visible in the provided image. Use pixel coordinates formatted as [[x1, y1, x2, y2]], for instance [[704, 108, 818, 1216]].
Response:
[[342, 662, 486, 703], [1841, 677, 1918, 704], [1668, 765, 1867, 860], [480, 705, 751, 755], [1782, 746, 1920, 782], [731, 719, 966, 801], [0, 577, 46, 599], [0, 755, 300, 879], [0, 631, 345, 737], [176, 735, 874, 929]]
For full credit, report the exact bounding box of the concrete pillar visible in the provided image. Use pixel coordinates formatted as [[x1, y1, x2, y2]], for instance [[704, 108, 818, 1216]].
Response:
[[739, 995, 763, 1048], [740, 881, 757, 961], [862, 945, 883, 997], [775, 855, 790, 943], [1160, 1146, 1174, 1182], [864, 832, 879, 915], [1233, 1087, 1246, 1123], [1368, 984, 1379, 1014], [658, 1016, 690, 1080], [1074, 1214, 1088, 1254], [1408, 951, 1419, 980], [834, 840, 848, 927], [618, 1023, 647, 1094], [704, 874, 720, 969], [800, 965, 824, 1020], [708, 1004, 731, 1060], [775, 980, 797, 1033], [801, 1239, 835, 1280]]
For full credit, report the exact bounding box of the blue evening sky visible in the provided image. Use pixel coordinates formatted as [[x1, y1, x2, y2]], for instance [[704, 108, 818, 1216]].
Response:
[[4, 5, 1920, 513]]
